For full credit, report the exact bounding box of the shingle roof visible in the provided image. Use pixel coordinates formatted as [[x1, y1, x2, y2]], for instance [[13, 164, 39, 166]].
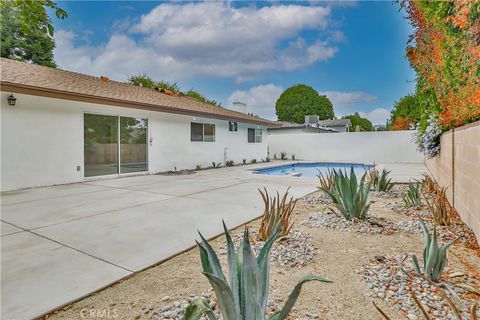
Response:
[[318, 119, 352, 127], [0, 58, 279, 127]]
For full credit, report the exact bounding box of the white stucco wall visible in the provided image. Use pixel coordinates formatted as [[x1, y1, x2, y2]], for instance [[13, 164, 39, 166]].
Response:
[[268, 131, 423, 164], [1, 92, 267, 191]]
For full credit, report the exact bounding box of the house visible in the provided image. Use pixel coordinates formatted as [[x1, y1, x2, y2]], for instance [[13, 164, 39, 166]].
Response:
[[0, 58, 279, 191], [268, 121, 336, 135], [317, 119, 352, 132]]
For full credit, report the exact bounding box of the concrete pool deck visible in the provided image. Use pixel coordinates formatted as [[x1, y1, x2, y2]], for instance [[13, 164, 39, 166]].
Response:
[[1, 161, 425, 319]]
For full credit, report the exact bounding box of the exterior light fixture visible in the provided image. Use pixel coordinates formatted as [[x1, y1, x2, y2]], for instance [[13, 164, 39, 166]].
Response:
[[7, 94, 17, 106]]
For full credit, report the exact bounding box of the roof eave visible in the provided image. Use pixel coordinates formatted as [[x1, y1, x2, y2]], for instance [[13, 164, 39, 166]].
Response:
[[1, 82, 280, 128]]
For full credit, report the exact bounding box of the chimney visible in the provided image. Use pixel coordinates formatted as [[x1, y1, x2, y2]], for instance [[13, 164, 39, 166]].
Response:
[[231, 101, 247, 114]]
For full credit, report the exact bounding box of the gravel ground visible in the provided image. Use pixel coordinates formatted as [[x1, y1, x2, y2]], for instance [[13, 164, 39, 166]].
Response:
[[47, 187, 480, 320], [302, 211, 397, 235], [359, 255, 480, 320], [219, 229, 316, 268]]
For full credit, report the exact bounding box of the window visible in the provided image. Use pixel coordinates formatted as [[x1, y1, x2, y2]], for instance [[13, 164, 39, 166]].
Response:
[[229, 121, 238, 132], [191, 122, 215, 142], [248, 128, 262, 143], [204, 123, 215, 142], [191, 123, 203, 141]]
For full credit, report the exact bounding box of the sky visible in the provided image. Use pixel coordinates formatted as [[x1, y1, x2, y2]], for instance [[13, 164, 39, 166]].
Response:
[[52, 1, 416, 125]]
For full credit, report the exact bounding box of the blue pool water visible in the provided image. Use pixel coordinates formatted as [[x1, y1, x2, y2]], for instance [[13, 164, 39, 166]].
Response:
[[254, 162, 373, 177]]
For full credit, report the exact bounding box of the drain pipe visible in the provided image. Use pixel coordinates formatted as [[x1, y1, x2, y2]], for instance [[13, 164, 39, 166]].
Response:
[[224, 147, 228, 165]]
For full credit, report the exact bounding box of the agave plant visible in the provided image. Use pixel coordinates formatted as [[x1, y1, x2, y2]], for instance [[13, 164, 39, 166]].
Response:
[[320, 167, 372, 220], [423, 186, 451, 226], [403, 181, 422, 207], [368, 168, 394, 192], [317, 169, 336, 193], [258, 188, 297, 242], [412, 220, 456, 282], [184, 222, 331, 320]]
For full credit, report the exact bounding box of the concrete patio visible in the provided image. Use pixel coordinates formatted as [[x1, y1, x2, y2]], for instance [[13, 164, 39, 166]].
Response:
[[1, 162, 425, 319]]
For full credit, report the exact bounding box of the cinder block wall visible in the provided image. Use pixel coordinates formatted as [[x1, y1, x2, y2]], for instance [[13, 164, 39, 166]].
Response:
[[425, 121, 480, 242]]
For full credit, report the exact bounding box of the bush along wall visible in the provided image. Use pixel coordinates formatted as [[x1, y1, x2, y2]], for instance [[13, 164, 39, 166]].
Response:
[[400, 0, 480, 157]]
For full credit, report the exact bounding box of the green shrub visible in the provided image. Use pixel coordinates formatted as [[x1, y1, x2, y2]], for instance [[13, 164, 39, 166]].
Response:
[[242, 158, 247, 165], [251, 159, 257, 164], [280, 152, 287, 160], [403, 181, 422, 207], [211, 162, 222, 168], [184, 222, 331, 320], [320, 167, 372, 220], [412, 221, 456, 282], [195, 165, 202, 171], [226, 160, 235, 167]]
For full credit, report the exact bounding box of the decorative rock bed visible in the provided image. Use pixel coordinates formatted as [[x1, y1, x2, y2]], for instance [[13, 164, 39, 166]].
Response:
[[359, 255, 479, 320], [303, 193, 332, 205], [397, 219, 476, 246], [149, 290, 280, 320], [219, 229, 315, 268], [302, 211, 397, 235], [386, 200, 430, 218]]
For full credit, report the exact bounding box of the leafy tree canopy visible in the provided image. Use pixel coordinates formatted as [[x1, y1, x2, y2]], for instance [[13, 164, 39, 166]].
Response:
[[342, 112, 373, 132], [127, 74, 222, 107], [275, 84, 334, 123], [0, 0, 67, 67], [389, 94, 423, 130]]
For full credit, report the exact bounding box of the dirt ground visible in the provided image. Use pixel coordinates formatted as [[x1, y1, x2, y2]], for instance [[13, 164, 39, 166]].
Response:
[[47, 187, 480, 320]]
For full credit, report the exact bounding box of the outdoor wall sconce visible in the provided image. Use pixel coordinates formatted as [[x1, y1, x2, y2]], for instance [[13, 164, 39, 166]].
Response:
[[7, 94, 17, 106]]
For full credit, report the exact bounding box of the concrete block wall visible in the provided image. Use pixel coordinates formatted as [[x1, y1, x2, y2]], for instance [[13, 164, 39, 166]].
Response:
[[425, 121, 480, 242]]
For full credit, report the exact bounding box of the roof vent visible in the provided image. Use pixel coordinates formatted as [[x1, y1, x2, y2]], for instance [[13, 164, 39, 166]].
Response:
[[100, 76, 109, 81]]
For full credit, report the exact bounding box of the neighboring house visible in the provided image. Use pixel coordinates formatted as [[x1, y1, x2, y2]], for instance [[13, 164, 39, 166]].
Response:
[[268, 121, 336, 135], [317, 119, 352, 132], [0, 58, 279, 191]]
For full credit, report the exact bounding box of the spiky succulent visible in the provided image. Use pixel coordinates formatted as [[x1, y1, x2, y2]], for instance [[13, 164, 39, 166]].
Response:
[[424, 186, 451, 226], [412, 220, 455, 282], [320, 167, 372, 220], [184, 222, 331, 320], [258, 188, 297, 242], [369, 168, 394, 192], [316, 169, 337, 193], [403, 181, 422, 207]]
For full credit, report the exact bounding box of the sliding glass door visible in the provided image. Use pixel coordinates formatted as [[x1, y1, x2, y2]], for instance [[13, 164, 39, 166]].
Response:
[[84, 114, 119, 177], [120, 117, 148, 173], [84, 114, 148, 177]]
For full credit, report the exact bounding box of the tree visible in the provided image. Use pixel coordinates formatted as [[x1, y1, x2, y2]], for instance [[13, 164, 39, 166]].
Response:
[[389, 94, 423, 130], [127, 74, 222, 107], [0, 0, 67, 67], [342, 113, 373, 132], [275, 84, 334, 123]]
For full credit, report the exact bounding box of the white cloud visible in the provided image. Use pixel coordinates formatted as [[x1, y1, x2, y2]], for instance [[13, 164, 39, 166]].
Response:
[[227, 84, 283, 120], [54, 2, 339, 82], [320, 91, 379, 106], [359, 108, 391, 126]]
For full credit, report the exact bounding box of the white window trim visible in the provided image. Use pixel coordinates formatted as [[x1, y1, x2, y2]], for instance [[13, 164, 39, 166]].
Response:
[[191, 122, 216, 142], [228, 121, 239, 133]]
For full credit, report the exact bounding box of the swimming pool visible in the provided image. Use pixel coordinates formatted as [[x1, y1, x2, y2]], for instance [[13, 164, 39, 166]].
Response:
[[254, 162, 373, 177]]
